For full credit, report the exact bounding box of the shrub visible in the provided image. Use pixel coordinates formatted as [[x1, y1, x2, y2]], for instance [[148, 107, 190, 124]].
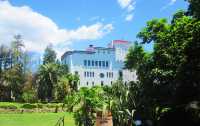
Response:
[[37, 103, 43, 108], [0, 105, 18, 109], [22, 90, 37, 103], [46, 103, 58, 108], [21, 103, 37, 109]]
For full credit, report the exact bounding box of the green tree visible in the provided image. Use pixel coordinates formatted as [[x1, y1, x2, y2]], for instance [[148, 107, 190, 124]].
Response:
[[109, 80, 139, 126], [22, 72, 37, 103], [125, 9, 200, 124], [55, 75, 71, 101], [37, 63, 59, 101], [43, 45, 56, 64], [3, 64, 25, 101], [37, 61, 70, 101], [0, 35, 26, 101], [11, 34, 24, 65], [67, 74, 79, 92], [187, 0, 200, 18], [65, 86, 106, 126]]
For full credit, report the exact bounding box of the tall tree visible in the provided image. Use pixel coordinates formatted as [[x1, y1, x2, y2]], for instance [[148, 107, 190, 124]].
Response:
[[125, 8, 200, 124], [187, 0, 200, 18], [11, 34, 24, 65], [37, 63, 59, 101], [0, 35, 26, 101], [3, 64, 25, 101], [43, 45, 56, 64]]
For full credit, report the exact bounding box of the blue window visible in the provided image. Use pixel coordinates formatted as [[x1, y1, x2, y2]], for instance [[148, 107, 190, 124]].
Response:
[[93, 72, 94, 77], [88, 60, 90, 66], [84, 60, 87, 66], [102, 61, 105, 67], [87, 72, 89, 77], [99, 61, 101, 67], [100, 73, 104, 78], [84, 72, 86, 77], [106, 61, 109, 67], [92, 61, 94, 66], [109, 72, 113, 78]]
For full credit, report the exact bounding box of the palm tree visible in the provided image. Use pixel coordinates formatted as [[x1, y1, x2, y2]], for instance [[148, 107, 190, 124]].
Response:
[[65, 86, 105, 126], [55, 75, 71, 101], [37, 63, 59, 101], [67, 74, 79, 92], [110, 80, 138, 126]]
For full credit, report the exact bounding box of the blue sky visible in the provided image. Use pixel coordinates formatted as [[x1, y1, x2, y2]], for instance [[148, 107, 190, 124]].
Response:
[[0, 0, 188, 57]]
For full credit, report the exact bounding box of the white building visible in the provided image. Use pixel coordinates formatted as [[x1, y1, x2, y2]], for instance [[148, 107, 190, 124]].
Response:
[[61, 40, 136, 87]]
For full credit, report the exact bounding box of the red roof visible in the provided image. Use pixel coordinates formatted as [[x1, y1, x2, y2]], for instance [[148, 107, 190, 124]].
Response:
[[113, 40, 129, 44]]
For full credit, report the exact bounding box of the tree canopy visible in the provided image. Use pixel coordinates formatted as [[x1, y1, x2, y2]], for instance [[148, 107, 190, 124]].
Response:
[[43, 45, 57, 64], [125, 2, 200, 124]]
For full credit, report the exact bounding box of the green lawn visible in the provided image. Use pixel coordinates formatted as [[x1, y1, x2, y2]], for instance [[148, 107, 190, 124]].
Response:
[[0, 102, 23, 109], [0, 112, 75, 126], [0, 102, 64, 109]]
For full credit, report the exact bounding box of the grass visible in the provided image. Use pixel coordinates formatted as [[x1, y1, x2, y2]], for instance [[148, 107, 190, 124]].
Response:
[[0, 102, 64, 110], [0, 112, 75, 126], [0, 102, 23, 109]]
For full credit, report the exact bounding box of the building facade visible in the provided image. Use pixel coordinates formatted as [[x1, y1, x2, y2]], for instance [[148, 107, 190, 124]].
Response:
[[61, 40, 136, 87]]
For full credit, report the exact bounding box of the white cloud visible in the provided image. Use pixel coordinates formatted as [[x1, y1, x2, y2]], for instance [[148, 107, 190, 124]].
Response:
[[117, 0, 136, 22], [127, 3, 135, 12], [117, 0, 132, 9], [0, 1, 113, 57], [169, 0, 177, 5], [125, 14, 133, 21], [161, 0, 177, 11]]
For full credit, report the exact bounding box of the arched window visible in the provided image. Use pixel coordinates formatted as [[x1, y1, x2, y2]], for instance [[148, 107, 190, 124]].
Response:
[[99, 73, 104, 78]]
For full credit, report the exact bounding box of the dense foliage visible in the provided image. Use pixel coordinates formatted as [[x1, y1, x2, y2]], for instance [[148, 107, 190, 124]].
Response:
[[0, 37, 78, 103], [124, 0, 200, 125], [0, 35, 27, 101]]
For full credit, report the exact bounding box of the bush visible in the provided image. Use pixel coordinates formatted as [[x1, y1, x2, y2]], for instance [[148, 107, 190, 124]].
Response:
[[22, 90, 37, 103], [37, 103, 43, 108], [21, 103, 37, 109], [46, 103, 59, 108], [0, 105, 18, 109]]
